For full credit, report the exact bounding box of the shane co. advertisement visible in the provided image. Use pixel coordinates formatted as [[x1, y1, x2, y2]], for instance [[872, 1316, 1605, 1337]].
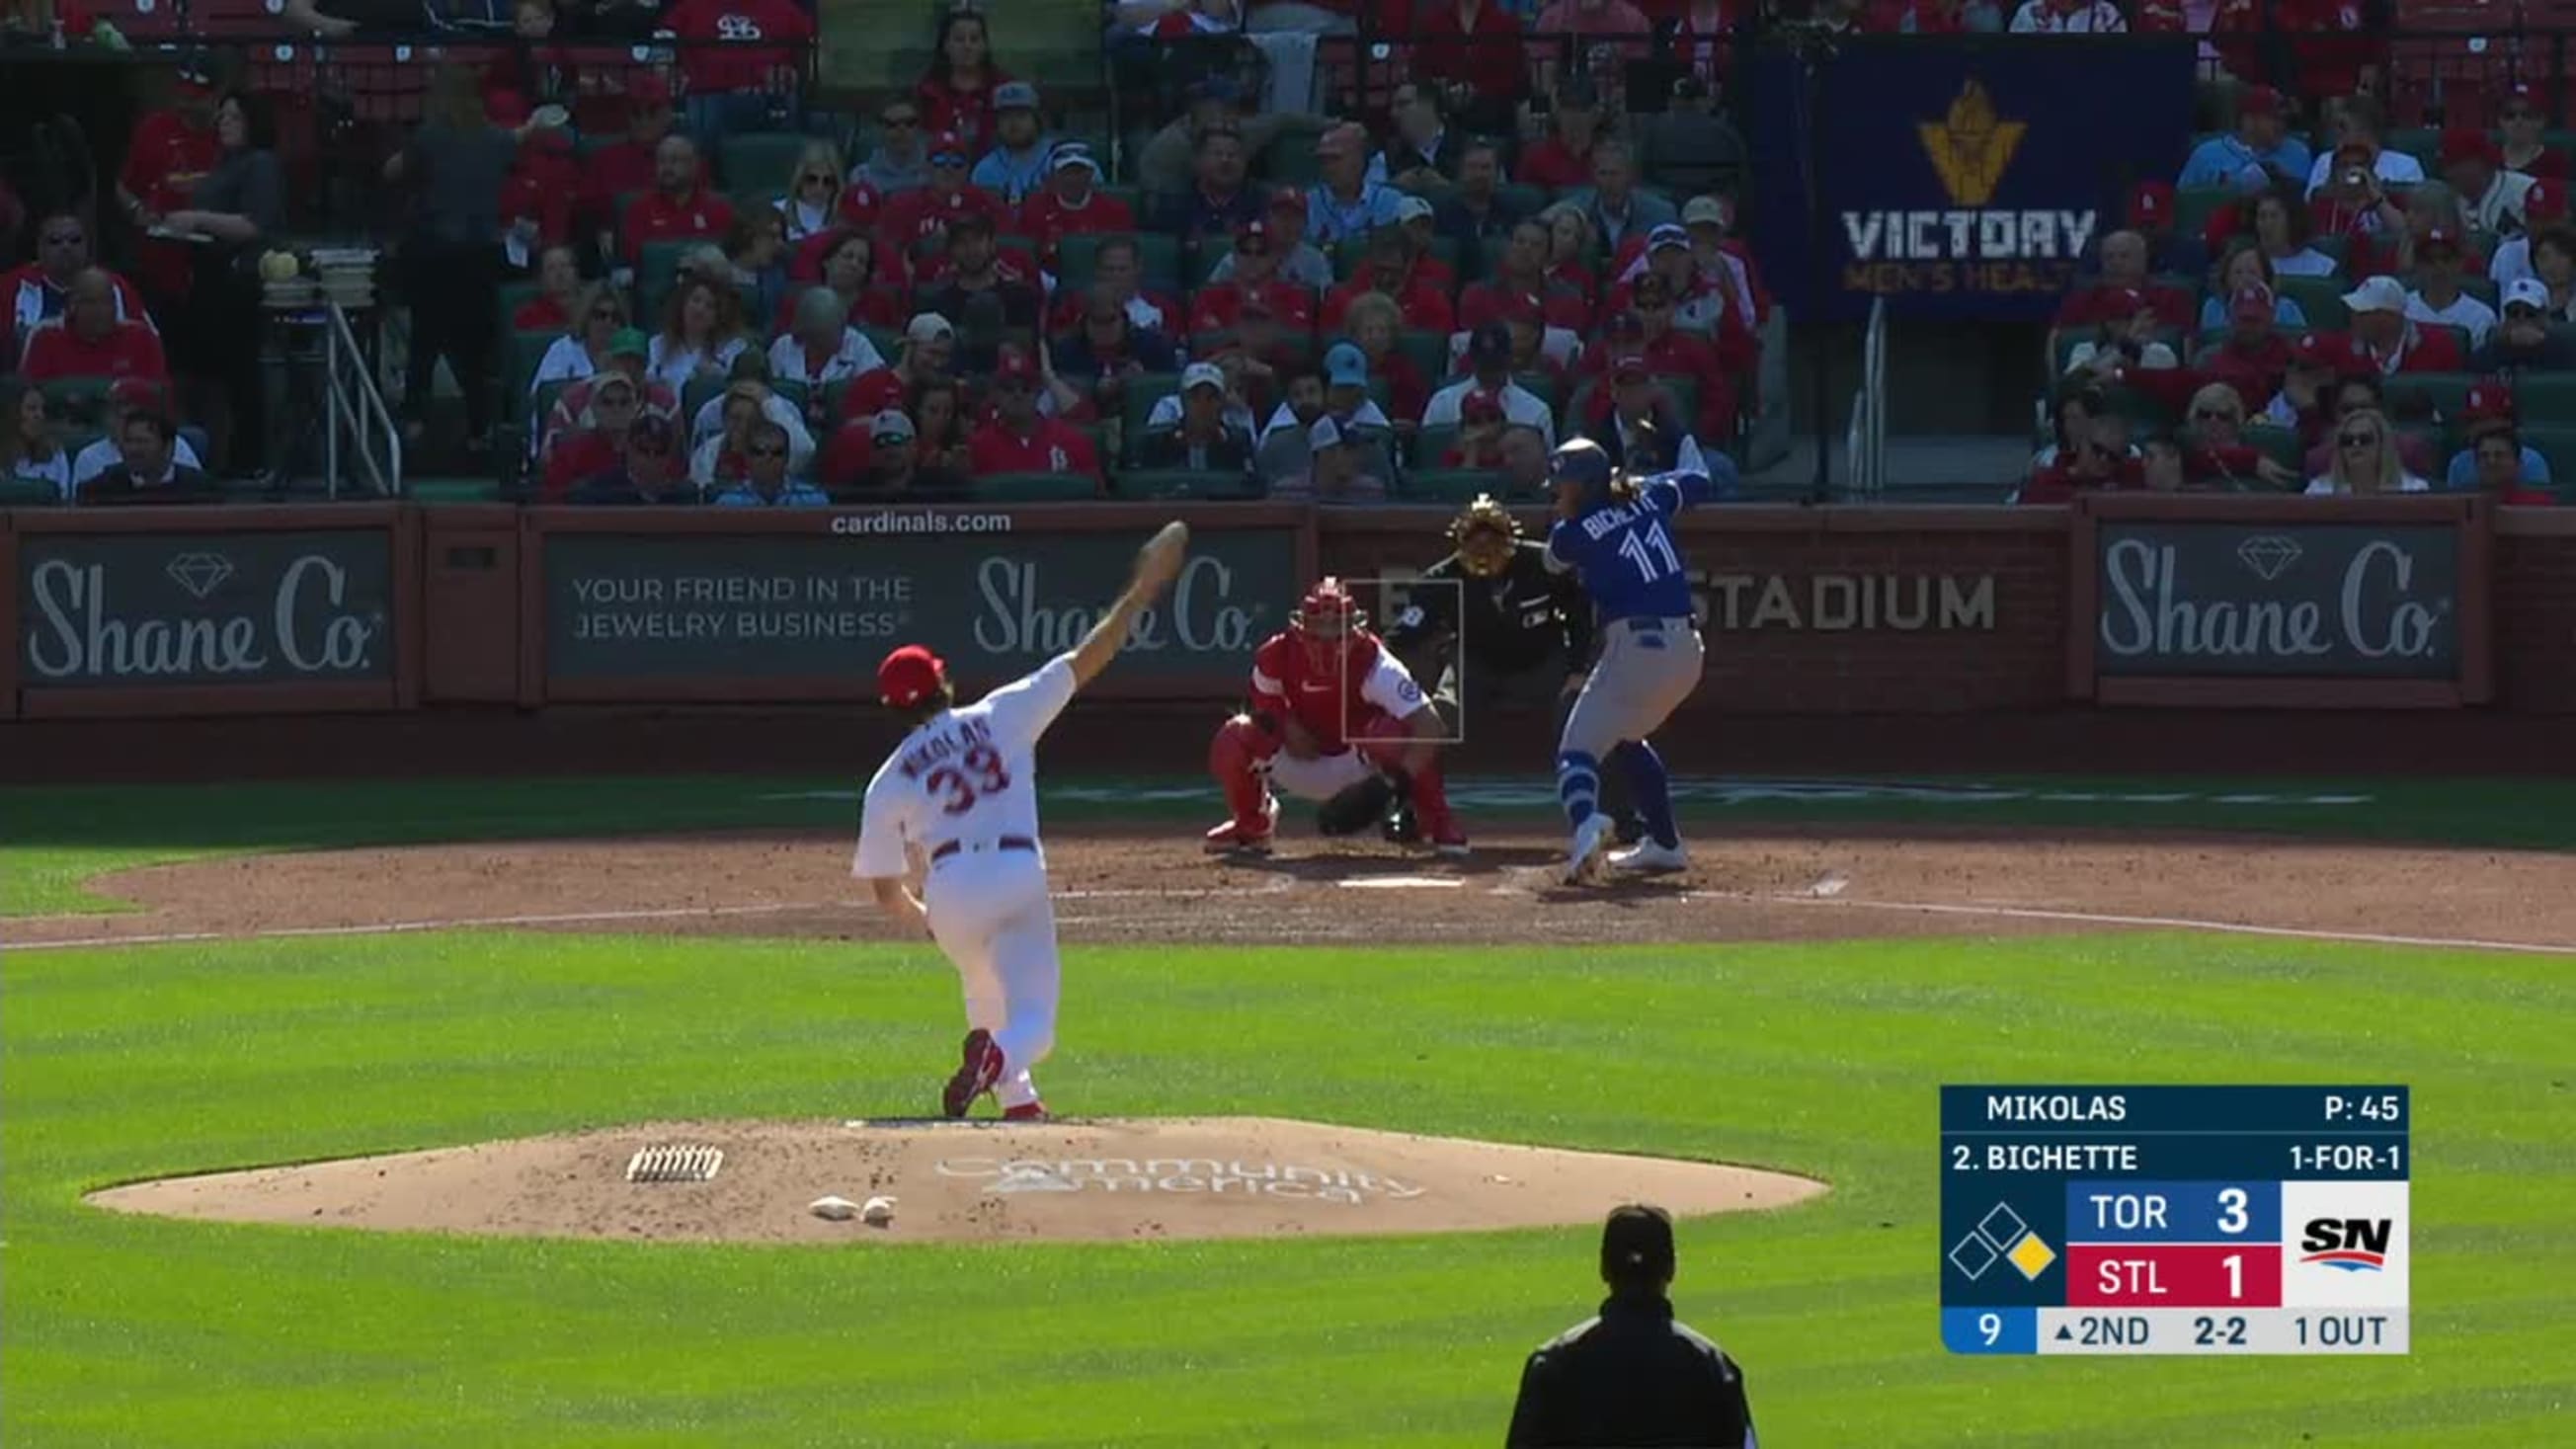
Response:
[[2095, 523, 2462, 680], [17, 531, 395, 686]]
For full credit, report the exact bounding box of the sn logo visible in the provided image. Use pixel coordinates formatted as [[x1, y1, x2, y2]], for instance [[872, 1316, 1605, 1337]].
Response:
[[2298, 1217, 2391, 1272]]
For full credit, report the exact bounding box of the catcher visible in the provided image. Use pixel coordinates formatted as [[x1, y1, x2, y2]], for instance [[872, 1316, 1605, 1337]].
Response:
[[1204, 577, 1471, 856], [1384, 494, 1642, 844]]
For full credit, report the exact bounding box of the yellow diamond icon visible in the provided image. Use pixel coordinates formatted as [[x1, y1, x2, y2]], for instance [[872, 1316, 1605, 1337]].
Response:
[[2008, 1234, 2056, 1280]]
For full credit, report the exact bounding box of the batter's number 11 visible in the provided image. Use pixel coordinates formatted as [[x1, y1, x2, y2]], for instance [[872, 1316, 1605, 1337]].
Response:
[[1617, 522, 1683, 583]]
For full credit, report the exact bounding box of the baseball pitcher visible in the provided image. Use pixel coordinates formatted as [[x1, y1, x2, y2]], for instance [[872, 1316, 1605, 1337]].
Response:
[[1543, 438, 1728, 885], [852, 522, 1190, 1121], [1203, 577, 1471, 856]]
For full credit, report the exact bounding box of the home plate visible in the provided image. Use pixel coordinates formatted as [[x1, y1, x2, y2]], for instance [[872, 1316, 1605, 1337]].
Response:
[[1337, 875, 1466, 889]]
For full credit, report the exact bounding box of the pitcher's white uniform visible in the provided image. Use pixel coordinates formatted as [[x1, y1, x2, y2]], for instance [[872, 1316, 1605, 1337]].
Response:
[[852, 653, 1077, 1113]]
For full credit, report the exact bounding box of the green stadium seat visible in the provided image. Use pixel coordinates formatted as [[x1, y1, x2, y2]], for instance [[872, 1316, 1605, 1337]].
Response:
[[2100, 380, 2174, 431], [408, 478, 507, 504], [2508, 371, 2576, 424], [1121, 468, 1256, 500], [38, 376, 113, 429], [1261, 142, 1324, 186], [1400, 468, 1504, 503], [2278, 275, 2351, 330], [509, 334, 566, 419], [1497, 183, 1549, 217], [638, 239, 695, 316], [2308, 234, 2350, 268], [2386, 127, 2440, 169], [2382, 371, 2476, 424], [720, 131, 815, 194], [973, 472, 1097, 501], [1413, 423, 1460, 467], [0, 477, 62, 507], [2521, 423, 2576, 484], [2242, 423, 2303, 475], [1399, 328, 1449, 385], [1512, 370, 1563, 414], [2174, 187, 2236, 239], [682, 373, 728, 426], [497, 281, 542, 336], [1119, 374, 1183, 460]]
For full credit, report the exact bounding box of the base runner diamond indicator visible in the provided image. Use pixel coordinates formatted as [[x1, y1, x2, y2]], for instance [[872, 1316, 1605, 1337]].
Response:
[[2008, 1233, 2057, 1280]]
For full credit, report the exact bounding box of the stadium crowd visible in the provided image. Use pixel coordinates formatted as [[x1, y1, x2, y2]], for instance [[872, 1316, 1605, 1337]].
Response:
[[0, 0, 2569, 506]]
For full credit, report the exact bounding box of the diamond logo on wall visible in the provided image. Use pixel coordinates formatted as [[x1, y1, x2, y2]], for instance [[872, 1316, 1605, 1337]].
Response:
[[2236, 535, 2302, 581], [165, 553, 235, 600]]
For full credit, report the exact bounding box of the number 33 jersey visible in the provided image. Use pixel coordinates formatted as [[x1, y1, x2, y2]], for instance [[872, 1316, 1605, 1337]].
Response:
[[1543, 471, 1703, 624], [853, 654, 1077, 876]]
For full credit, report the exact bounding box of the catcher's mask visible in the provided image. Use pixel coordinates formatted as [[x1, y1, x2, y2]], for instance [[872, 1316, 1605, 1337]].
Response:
[[1293, 576, 1365, 674], [1449, 493, 1520, 578]]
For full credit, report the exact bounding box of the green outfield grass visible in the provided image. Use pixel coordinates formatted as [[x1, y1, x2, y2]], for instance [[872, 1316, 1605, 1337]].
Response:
[[8, 772, 2576, 917], [5, 923, 2573, 1447]]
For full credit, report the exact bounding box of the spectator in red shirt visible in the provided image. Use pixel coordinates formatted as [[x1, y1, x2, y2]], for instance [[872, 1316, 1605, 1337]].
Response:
[[621, 134, 735, 265], [1461, 220, 1591, 334], [2196, 282, 2296, 412], [3, 211, 149, 366], [1391, 196, 1460, 293], [2499, 86, 2569, 185], [2214, 0, 2379, 107], [541, 370, 654, 500], [917, 6, 1010, 158], [501, 128, 582, 271], [116, 52, 223, 304], [918, 211, 1044, 331], [876, 132, 1008, 263], [1055, 235, 1186, 339], [664, 0, 813, 142], [1014, 146, 1133, 273], [1437, 386, 1510, 467], [581, 74, 682, 256], [2051, 229, 2192, 358], [1189, 216, 1319, 332], [1612, 273, 1733, 440], [2350, 186, 2485, 282], [1414, 0, 1529, 135], [1609, 225, 1758, 375], [513, 244, 586, 332], [1518, 76, 1608, 190], [1200, 296, 1305, 422], [841, 312, 957, 423], [2340, 276, 2466, 377], [1325, 229, 1459, 334], [1341, 292, 1432, 425], [779, 229, 907, 332], [23, 270, 169, 384], [1532, 0, 1654, 96], [968, 348, 1100, 481]]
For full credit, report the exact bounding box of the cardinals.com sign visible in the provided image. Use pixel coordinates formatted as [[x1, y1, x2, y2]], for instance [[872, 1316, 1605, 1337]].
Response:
[[1746, 37, 2198, 321]]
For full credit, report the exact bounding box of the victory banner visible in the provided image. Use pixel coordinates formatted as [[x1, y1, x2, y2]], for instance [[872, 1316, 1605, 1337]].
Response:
[[1745, 37, 2199, 321]]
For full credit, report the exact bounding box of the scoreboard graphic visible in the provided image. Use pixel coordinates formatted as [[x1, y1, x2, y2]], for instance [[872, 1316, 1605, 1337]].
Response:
[[1941, 1086, 2409, 1355]]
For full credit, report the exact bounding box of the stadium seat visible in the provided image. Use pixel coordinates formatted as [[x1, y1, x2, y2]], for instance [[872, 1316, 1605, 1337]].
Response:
[[1397, 327, 1448, 383], [1059, 233, 1181, 294], [721, 132, 813, 195], [1400, 468, 1503, 503], [2383, 371, 2477, 423], [511, 334, 565, 418], [2174, 188, 2237, 240], [2511, 371, 2576, 422], [973, 472, 1096, 501], [2309, 234, 2351, 269], [0, 478, 60, 507], [1413, 423, 1459, 467], [2243, 423, 2304, 475], [1121, 467, 1256, 500], [39, 376, 112, 430], [1118, 375, 1183, 459], [2518, 423, 2576, 483], [681, 374, 729, 426], [638, 240, 696, 316], [2279, 276, 2352, 330]]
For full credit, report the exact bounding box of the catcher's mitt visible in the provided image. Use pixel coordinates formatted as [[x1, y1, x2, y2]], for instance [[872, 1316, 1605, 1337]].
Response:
[[1316, 770, 1401, 837]]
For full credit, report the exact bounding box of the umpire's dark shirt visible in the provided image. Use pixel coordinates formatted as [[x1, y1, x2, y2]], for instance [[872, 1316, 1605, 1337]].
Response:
[[1505, 1290, 1757, 1448], [1384, 539, 1591, 679]]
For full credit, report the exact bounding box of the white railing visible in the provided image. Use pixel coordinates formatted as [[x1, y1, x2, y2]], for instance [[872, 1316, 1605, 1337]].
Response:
[[1843, 295, 1889, 499], [323, 300, 401, 499]]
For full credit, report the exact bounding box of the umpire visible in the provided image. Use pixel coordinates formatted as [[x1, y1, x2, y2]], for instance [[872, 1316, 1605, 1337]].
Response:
[[1383, 494, 1639, 842], [1505, 1204, 1759, 1448]]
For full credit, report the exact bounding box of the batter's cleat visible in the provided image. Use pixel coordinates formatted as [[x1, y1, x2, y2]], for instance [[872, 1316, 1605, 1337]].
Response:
[[1204, 795, 1280, 853], [1562, 814, 1614, 885], [942, 1029, 1006, 1118], [1002, 1101, 1049, 1122], [1612, 817, 1649, 846], [1608, 840, 1690, 874]]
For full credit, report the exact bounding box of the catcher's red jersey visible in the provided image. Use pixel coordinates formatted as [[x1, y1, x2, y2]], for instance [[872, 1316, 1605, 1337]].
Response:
[[1248, 628, 1427, 754]]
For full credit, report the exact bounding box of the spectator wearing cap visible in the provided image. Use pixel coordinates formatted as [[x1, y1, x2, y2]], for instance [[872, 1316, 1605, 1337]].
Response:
[[690, 375, 817, 484], [117, 53, 224, 305], [917, 6, 1011, 157], [2258, 331, 2353, 434], [1198, 297, 1305, 422], [1531, 0, 1653, 98], [662, 0, 814, 140], [621, 134, 735, 265], [1209, 191, 1335, 291], [2214, 0, 2381, 108], [2439, 128, 2535, 237], [1339, 292, 1432, 424], [1423, 321, 1558, 443], [878, 131, 1010, 257], [842, 312, 958, 423], [2195, 282, 2297, 412], [1310, 123, 1405, 246], [2498, 86, 2569, 184], [1132, 75, 1319, 199], [711, 420, 829, 506], [1413, 0, 1528, 135], [2406, 229, 2500, 350], [3, 212, 150, 368], [2303, 98, 2424, 199], [1609, 225, 1745, 349], [1261, 344, 1393, 445], [768, 284, 889, 389], [577, 75, 682, 256], [2441, 380, 2552, 493], [1614, 274, 1736, 440], [970, 83, 1059, 206], [2200, 242, 2307, 332], [920, 212, 1045, 331], [1462, 220, 1594, 335], [1325, 229, 1459, 334], [1518, 78, 1608, 192], [2179, 86, 2312, 193], [1012, 146, 1133, 272], [2342, 276, 2467, 376], [2121, 182, 2207, 279], [1437, 387, 1511, 467], [2472, 279, 2576, 371], [2052, 230, 2193, 335], [1505, 1204, 1757, 1449], [2008, 0, 2122, 31], [1374, 81, 1464, 193], [1579, 353, 1704, 476], [2350, 182, 2482, 282], [1161, 123, 1269, 242], [2022, 401, 2147, 503], [1564, 143, 1677, 254], [1136, 362, 1256, 472], [968, 348, 1102, 482], [22, 270, 169, 385], [1050, 235, 1188, 337], [822, 407, 949, 498], [70, 379, 202, 492], [2490, 182, 2569, 288], [1270, 414, 1391, 502], [534, 327, 681, 464], [1434, 141, 1529, 259], [1682, 195, 1772, 332], [1194, 223, 1308, 339], [1053, 287, 1182, 412], [1391, 197, 1460, 292], [857, 99, 932, 197], [542, 370, 656, 498], [77, 409, 220, 508], [567, 414, 697, 506]]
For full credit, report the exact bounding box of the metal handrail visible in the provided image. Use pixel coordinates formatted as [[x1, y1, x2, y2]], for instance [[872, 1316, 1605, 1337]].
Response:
[[323, 300, 401, 500], [1845, 295, 1887, 500]]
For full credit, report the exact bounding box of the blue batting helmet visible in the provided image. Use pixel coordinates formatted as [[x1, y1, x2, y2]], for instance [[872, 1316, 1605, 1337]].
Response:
[[1548, 437, 1614, 501]]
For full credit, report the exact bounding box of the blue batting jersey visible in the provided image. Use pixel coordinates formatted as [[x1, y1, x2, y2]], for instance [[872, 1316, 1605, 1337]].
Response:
[[1543, 468, 1717, 623]]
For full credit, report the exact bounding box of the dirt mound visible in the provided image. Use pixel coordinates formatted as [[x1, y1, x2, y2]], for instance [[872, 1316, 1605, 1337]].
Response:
[[83, 1118, 1824, 1245]]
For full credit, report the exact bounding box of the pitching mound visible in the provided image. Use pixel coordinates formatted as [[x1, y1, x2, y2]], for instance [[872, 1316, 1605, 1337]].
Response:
[[84, 1117, 1824, 1245]]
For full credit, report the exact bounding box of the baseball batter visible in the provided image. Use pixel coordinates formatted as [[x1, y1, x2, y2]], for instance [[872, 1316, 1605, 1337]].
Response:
[[1203, 577, 1469, 856], [852, 522, 1190, 1121], [1543, 438, 1727, 885]]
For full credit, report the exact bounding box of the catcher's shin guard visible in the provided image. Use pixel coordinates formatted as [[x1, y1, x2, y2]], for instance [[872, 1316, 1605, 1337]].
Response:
[[1205, 713, 1279, 850], [1354, 711, 1466, 852]]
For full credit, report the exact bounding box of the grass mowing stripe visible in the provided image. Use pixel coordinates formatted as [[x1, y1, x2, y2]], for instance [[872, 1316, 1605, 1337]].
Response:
[[4, 930, 2570, 1446]]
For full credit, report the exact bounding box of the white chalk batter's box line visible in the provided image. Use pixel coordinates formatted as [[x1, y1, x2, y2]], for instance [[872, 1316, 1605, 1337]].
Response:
[[765, 780, 2379, 809]]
